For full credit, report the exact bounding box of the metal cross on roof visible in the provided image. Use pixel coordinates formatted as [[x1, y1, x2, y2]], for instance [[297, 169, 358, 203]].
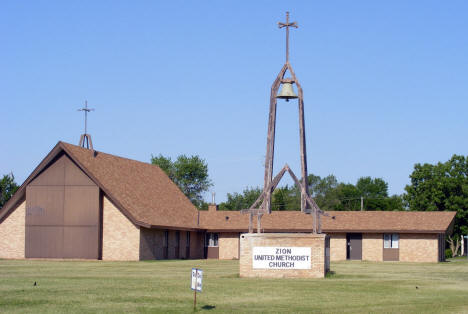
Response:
[[278, 11, 298, 62], [78, 100, 94, 135], [77, 100, 94, 150]]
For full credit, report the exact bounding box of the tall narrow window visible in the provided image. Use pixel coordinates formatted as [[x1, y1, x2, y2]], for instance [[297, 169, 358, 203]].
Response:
[[205, 233, 219, 247], [384, 234, 391, 248], [384, 233, 399, 248], [164, 230, 169, 247], [163, 230, 169, 259], [391, 234, 399, 249], [186, 232, 191, 259], [175, 231, 180, 259]]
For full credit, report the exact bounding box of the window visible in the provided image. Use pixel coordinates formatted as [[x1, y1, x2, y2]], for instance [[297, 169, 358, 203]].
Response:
[[205, 233, 219, 247], [164, 230, 169, 247], [175, 231, 180, 247], [384, 234, 399, 249], [186, 232, 190, 247], [163, 230, 169, 259]]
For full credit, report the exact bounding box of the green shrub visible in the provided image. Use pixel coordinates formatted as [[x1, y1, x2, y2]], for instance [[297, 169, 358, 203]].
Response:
[[445, 248, 453, 259]]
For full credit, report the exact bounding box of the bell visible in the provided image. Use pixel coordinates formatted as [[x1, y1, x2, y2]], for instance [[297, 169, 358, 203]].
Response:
[[277, 82, 298, 101]]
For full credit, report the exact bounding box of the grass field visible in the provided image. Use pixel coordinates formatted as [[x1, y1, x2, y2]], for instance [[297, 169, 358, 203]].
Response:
[[1, 258, 468, 313]]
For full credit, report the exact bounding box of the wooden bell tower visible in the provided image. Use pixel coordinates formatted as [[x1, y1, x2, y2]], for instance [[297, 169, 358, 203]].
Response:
[[242, 12, 326, 234], [263, 11, 309, 213]]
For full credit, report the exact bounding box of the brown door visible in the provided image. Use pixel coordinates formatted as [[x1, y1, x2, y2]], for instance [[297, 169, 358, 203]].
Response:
[[206, 247, 219, 259], [347, 233, 362, 260], [383, 249, 399, 261]]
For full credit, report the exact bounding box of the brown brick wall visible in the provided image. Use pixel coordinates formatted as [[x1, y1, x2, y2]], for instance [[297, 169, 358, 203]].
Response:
[[0, 202, 25, 259], [400, 233, 438, 263], [102, 196, 140, 261], [240, 233, 328, 278], [329, 233, 347, 261], [362, 233, 383, 262], [219, 232, 239, 259]]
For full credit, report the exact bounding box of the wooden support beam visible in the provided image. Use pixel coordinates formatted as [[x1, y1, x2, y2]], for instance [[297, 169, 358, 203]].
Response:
[[247, 164, 289, 212], [242, 208, 267, 215], [244, 164, 329, 234], [257, 213, 262, 234], [263, 63, 289, 213]]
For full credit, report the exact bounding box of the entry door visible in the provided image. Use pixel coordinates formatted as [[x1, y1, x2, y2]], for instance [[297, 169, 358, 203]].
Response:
[[347, 233, 362, 260]]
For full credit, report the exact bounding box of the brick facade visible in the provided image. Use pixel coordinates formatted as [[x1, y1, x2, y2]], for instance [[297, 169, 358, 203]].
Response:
[[219, 232, 239, 259], [329, 233, 347, 261], [400, 233, 438, 263], [315, 232, 441, 263], [102, 196, 140, 261], [362, 233, 383, 262], [0, 201, 25, 259], [240, 233, 329, 278], [0, 197, 445, 264]]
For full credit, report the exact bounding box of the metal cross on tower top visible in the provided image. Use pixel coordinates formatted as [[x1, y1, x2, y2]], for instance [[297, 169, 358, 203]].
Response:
[[77, 100, 94, 150], [278, 11, 298, 62]]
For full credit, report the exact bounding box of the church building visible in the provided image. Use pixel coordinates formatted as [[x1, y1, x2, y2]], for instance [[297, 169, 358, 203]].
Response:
[[0, 142, 455, 263]]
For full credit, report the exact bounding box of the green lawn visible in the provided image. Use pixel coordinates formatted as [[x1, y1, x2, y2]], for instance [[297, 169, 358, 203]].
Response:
[[0, 259, 467, 313]]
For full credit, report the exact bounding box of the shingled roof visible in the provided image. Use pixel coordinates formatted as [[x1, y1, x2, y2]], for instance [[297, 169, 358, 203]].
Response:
[[0, 141, 457, 235], [199, 210, 456, 234], [0, 142, 200, 230]]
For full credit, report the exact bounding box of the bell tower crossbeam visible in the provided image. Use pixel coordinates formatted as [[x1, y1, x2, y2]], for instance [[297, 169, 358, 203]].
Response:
[[278, 11, 298, 63]]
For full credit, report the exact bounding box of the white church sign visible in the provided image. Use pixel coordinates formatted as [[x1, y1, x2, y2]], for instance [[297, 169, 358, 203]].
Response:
[[252, 247, 311, 269]]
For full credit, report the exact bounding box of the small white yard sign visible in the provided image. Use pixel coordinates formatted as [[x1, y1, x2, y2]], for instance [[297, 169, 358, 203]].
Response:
[[191, 268, 203, 292]]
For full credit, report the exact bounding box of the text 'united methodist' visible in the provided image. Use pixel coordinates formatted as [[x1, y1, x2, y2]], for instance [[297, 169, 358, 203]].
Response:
[[252, 247, 311, 269]]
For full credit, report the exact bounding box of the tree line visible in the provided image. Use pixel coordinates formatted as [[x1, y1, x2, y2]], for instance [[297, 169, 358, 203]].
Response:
[[218, 175, 405, 212]]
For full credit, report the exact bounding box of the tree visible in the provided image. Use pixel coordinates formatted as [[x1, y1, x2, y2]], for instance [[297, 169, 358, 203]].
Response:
[[334, 183, 361, 211], [404, 155, 468, 254], [356, 177, 390, 211], [330, 177, 404, 211], [0, 173, 19, 209], [150, 155, 174, 180], [447, 235, 461, 257], [151, 154, 212, 209], [219, 185, 300, 211], [218, 187, 262, 211], [308, 174, 340, 210], [272, 185, 300, 211]]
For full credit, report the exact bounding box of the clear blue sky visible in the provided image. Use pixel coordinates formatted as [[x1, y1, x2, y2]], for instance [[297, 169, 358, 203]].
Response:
[[1, 1, 467, 203]]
